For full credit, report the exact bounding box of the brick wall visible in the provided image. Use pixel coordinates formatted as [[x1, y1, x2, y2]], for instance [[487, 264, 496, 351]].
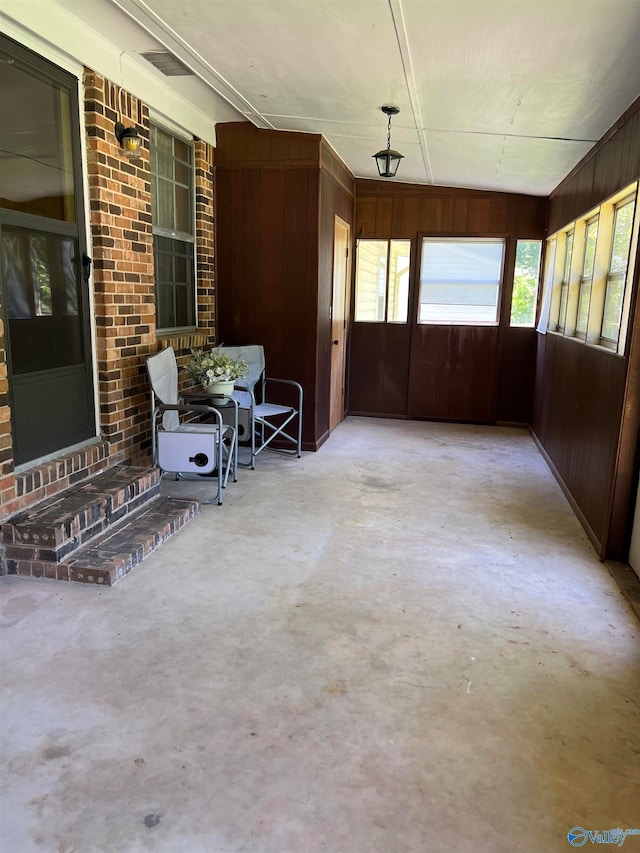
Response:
[[0, 68, 217, 524], [84, 71, 156, 466]]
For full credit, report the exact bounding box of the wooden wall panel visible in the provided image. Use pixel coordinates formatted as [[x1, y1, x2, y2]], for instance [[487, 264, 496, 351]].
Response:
[[548, 97, 640, 234], [535, 97, 640, 558], [496, 328, 537, 424], [350, 180, 547, 422], [215, 122, 354, 450], [349, 324, 411, 416], [317, 168, 354, 439], [409, 326, 500, 422], [533, 335, 627, 553]]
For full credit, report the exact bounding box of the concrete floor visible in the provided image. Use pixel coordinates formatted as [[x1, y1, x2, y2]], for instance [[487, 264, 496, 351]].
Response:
[[1, 418, 639, 853]]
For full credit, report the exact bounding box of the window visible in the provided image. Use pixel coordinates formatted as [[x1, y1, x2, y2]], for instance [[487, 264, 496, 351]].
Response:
[[510, 240, 542, 327], [575, 216, 598, 337], [557, 230, 573, 331], [150, 125, 195, 330], [601, 196, 635, 346], [354, 239, 410, 322], [418, 238, 504, 324], [545, 182, 638, 354]]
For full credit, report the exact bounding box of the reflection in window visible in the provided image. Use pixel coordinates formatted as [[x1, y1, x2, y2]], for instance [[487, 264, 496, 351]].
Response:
[[510, 240, 542, 327], [601, 197, 635, 344], [419, 238, 504, 324], [354, 239, 410, 323], [1, 228, 77, 318], [557, 230, 573, 331], [576, 217, 598, 337], [150, 125, 195, 330], [0, 51, 75, 222]]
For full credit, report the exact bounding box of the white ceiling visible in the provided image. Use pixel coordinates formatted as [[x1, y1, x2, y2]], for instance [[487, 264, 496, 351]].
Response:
[[27, 0, 640, 195]]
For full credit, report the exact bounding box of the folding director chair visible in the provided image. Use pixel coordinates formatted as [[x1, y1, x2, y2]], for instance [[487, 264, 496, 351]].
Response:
[[146, 346, 237, 505], [220, 345, 303, 470]]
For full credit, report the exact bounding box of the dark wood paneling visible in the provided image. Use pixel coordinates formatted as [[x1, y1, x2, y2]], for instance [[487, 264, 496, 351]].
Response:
[[496, 328, 537, 424], [349, 324, 411, 416], [535, 97, 640, 558], [532, 334, 627, 554], [317, 168, 354, 437], [356, 180, 547, 238], [409, 326, 500, 422], [351, 181, 547, 422], [215, 122, 355, 449], [548, 97, 640, 233]]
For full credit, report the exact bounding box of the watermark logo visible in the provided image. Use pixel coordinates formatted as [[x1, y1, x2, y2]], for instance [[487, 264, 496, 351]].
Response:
[[567, 827, 640, 847]]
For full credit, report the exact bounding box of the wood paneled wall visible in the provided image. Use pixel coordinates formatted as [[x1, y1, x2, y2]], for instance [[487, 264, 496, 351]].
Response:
[[214, 123, 354, 449], [351, 181, 548, 423], [533, 98, 640, 558], [548, 97, 640, 233]]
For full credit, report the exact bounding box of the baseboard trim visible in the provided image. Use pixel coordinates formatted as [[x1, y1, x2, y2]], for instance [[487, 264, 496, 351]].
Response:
[[529, 427, 604, 559]]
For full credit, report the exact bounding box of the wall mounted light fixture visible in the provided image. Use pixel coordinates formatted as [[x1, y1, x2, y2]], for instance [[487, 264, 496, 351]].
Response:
[[114, 121, 141, 158], [373, 105, 403, 178]]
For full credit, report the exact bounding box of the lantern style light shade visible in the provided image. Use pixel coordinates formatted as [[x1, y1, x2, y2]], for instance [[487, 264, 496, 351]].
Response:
[[373, 105, 404, 178], [114, 121, 142, 158]]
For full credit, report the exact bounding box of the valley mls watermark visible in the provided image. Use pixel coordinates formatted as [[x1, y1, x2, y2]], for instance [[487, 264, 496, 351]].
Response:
[[567, 827, 640, 847]]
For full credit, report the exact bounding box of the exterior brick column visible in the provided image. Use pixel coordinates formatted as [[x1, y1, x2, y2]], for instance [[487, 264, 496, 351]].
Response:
[[84, 70, 156, 465]]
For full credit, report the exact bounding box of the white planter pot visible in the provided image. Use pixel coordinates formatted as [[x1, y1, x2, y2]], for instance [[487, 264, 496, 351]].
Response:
[[204, 380, 235, 399]]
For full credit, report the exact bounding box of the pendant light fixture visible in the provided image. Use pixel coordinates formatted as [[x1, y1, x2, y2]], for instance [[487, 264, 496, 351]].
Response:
[[373, 105, 404, 178]]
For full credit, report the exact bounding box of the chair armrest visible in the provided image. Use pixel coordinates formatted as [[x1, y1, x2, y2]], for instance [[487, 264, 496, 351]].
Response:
[[152, 402, 225, 428], [265, 377, 303, 406]]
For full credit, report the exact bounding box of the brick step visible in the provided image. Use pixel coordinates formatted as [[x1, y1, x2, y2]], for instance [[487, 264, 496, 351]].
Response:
[[65, 495, 199, 585], [5, 495, 198, 585], [1, 465, 162, 570]]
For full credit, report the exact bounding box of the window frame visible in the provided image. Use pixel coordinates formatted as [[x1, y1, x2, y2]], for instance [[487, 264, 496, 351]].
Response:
[[416, 236, 506, 326], [545, 182, 638, 356], [575, 214, 599, 339], [353, 238, 411, 324], [509, 239, 543, 328], [150, 123, 197, 333]]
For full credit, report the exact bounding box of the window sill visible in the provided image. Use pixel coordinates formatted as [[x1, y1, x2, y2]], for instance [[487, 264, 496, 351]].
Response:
[[156, 330, 212, 352]]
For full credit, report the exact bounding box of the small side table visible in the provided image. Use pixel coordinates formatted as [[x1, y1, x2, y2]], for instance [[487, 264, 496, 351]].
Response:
[[183, 391, 239, 483]]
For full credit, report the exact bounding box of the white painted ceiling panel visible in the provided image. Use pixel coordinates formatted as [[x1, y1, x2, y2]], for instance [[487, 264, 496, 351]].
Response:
[[14, 0, 640, 195]]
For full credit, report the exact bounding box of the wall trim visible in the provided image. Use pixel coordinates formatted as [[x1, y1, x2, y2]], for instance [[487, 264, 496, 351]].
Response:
[[529, 427, 604, 559]]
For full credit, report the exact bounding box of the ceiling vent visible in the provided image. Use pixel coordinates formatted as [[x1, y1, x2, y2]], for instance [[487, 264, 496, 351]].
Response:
[[140, 51, 194, 77]]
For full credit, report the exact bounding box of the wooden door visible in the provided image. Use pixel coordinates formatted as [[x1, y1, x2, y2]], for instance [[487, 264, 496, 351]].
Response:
[[330, 216, 350, 430]]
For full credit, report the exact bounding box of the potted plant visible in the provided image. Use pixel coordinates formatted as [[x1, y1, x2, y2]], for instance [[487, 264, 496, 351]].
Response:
[[185, 346, 248, 397]]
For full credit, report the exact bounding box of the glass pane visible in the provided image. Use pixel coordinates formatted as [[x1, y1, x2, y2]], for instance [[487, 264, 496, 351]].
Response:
[[156, 282, 175, 329], [174, 283, 192, 327], [563, 232, 574, 282], [175, 184, 192, 234], [601, 276, 624, 343], [355, 240, 387, 322], [153, 237, 195, 329], [583, 218, 598, 277], [1, 227, 82, 372], [610, 199, 634, 274], [510, 240, 541, 327], [0, 50, 75, 222], [419, 239, 504, 323], [174, 138, 191, 164], [558, 282, 568, 329], [575, 279, 591, 335], [153, 127, 173, 179], [156, 178, 174, 231], [387, 240, 411, 323], [175, 161, 190, 186]]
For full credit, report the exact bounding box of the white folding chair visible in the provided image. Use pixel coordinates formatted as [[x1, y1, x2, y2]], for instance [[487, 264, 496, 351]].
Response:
[[146, 346, 237, 505], [220, 345, 303, 470]]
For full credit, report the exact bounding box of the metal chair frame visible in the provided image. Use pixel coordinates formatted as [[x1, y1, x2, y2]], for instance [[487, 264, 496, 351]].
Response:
[[147, 347, 237, 505], [221, 345, 303, 470]]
